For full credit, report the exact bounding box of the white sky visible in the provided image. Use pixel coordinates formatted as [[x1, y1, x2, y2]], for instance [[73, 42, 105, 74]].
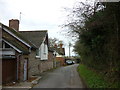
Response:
[[0, 0, 87, 56]]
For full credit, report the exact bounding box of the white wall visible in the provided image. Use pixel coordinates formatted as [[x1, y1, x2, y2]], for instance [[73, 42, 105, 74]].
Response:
[[40, 42, 48, 60], [56, 52, 64, 57]]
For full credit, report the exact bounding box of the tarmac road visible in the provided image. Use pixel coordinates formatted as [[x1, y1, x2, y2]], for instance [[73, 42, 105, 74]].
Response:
[[33, 64, 85, 88]]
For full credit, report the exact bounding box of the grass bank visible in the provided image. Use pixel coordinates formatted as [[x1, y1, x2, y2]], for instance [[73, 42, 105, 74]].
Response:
[[77, 64, 119, 88]]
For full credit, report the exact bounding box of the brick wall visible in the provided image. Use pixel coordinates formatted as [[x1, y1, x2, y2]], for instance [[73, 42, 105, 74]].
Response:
[[28, 51, 40, 77], [18, 50, 55, 80], [19, 51, 40, 81], [56, 57, 65, 66], [9, 19, 19, 31], [18, 54, 29, 81], [38, 51, 54, 73], [5, 49, 54, 82], [28, 51, 54, 76]]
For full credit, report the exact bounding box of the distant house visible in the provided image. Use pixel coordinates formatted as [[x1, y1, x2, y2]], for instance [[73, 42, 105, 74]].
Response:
[[54, 43, 65, 66], [0, 21, 36, 84]]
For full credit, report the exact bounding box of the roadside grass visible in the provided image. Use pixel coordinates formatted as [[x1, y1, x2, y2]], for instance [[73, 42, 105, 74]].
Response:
[[77, 64, 119, 88]]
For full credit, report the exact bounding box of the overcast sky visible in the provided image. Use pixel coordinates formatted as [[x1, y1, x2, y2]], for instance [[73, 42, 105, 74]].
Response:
[[0, 0, 87, 56]]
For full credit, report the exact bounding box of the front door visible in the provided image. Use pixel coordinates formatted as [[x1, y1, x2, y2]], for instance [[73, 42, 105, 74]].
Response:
[[23, 59, 28, 81]]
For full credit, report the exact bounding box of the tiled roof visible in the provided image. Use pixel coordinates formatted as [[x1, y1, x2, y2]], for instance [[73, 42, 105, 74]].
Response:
[[48, 47, 54, 52], [1, 22, 38, 54], [20, 31, 47, 48], [2, 24, 37, 49], [3, 37, 29, 54], [55, 48, 65, 55]]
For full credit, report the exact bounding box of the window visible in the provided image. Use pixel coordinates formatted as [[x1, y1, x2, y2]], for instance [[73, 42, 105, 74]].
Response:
[[36, 49, 39, 56], [5, 43, 11, 48], [36, 49, 41, 58], [2, 42, 11, 48]]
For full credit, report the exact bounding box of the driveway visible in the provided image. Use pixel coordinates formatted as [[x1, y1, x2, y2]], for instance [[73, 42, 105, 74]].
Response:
[[33, 64, 85, 88]]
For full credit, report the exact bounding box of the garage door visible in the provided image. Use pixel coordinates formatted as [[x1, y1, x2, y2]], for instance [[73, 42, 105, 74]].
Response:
[[2, 58, 17, 84]]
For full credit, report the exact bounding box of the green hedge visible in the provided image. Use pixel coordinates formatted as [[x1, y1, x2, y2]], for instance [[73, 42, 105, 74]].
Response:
[[77, 64, 119, 88]]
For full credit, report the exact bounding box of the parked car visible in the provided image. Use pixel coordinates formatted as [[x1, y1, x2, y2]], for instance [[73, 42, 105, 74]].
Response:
[[66, 60, 73, 65], [72, 61, 75, 64]]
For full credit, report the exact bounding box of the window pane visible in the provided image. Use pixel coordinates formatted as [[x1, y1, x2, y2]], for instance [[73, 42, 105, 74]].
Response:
[[36, 49, 39, 56], [5, 43, 11, 48]]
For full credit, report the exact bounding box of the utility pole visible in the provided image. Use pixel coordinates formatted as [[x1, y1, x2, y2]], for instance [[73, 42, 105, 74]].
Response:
[[19, 12, 22, 23], [69, 42, 72, 57]]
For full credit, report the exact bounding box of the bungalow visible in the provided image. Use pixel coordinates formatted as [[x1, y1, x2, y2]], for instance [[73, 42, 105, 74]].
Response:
[[1, 19, 54, 84], [0, 22, 36, 84], [9, 19, 54, 76]]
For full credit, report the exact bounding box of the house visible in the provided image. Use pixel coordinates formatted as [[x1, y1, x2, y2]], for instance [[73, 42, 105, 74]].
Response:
[[0, 21, 36, 84], [1, 19, 54, 84], [20, 30, 53, 74], [54, 43, 65, 66], [9, 19, 54, 75], [10, 20, 53, 77], [9, 19, 54, 76]]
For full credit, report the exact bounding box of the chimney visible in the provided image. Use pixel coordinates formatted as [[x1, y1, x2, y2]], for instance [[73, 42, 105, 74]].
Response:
[[9, 19, 19, 31], [59, 43, 63, 49], [54, 44, 57, 48]]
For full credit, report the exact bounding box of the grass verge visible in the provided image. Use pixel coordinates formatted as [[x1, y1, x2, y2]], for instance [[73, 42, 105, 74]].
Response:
[[77, 64, 119, 88]]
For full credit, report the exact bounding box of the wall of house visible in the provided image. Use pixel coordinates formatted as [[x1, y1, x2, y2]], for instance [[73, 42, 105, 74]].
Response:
[[38, 51, 54, 73], [28, 50, 40, 77], [39, 61, 53, 73], [48, 51, 54, 68], [18, 54, 29, 81], [19, 55, 27, 81], [40, 43, 48, 60], [28, 50, 53, 77]]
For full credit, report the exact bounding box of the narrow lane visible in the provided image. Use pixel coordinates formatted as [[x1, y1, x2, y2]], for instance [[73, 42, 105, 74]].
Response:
[[33, 64, 85, 88]]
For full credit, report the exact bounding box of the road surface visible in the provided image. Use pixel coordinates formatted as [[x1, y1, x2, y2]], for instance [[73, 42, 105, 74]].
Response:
[[33, 64, 85, 88]]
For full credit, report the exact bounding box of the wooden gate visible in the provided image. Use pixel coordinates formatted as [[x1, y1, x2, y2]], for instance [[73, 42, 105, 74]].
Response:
[[2, 58, 17, 84]]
